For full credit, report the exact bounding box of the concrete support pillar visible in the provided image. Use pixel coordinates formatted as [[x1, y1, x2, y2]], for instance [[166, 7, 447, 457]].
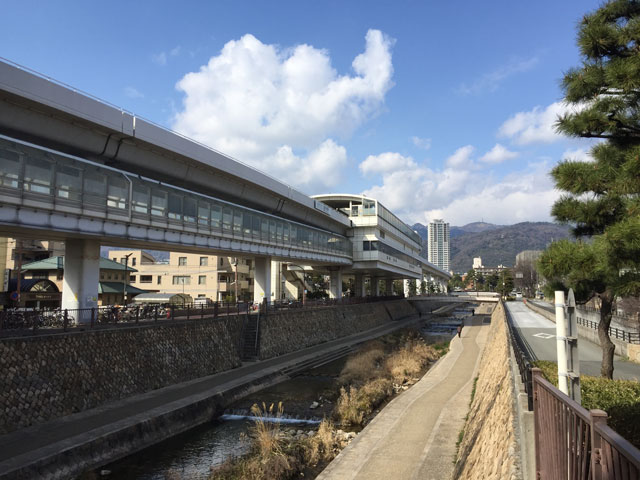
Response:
[[270, 260, 282, 302], [253, 256, 272, 305], [61, 239, 100, 322], [385, 278, 393, 296], [374, 277, 382, 296], [354, 273, 365, 297], [329, 269, 342, 299]]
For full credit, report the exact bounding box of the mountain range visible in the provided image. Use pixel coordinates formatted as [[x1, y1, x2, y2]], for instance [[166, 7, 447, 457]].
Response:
[[412, 221, 572, 273]]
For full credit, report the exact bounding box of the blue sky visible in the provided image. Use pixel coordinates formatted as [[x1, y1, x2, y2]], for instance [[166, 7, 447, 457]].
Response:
[[1, 0, 601, 226]]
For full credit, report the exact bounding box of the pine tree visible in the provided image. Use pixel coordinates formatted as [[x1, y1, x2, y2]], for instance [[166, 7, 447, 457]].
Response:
[[540, 0, 640, 379]]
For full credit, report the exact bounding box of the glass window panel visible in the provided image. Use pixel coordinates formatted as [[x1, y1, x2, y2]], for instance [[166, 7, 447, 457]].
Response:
[[0, 147, 20, 188], [198, 202, 210, 225], [233, 209, 242, 234], [183, 197, 196, 222], [107, 175, 128, 209], [370, 241, 378, 251], [243, 212, 252, 236], [290, 225, 297, 245], [283, 224, 289, 243], [83, 169, 107, 206], [56, 164, 82, 201], [132, 183, 149, 214], [151, 189, 167, 217], [276, 222, 283, 242], [24, 155, 53, 194], [252, 216, 261, 237], [269, 220, 276, 242], [168, 193, 182, 220], [222, 207, 232, 231], [211, 204, 222, 229], [363, 240, 370, 251], [261, 218, 269, 239]]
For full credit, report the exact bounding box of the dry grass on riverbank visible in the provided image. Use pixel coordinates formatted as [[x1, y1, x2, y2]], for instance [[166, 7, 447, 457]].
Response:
[[209, 412, 339, 480], [210, 329, 449, 479], [334, 330, 444, 427]]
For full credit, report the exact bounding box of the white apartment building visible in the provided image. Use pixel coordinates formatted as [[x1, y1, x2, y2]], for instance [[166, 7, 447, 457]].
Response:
[[428, 219, 450, 272]]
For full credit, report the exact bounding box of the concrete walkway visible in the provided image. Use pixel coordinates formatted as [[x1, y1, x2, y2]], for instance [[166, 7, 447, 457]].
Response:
[[318, 316, 490, 480], [0, 314, 427, 479]]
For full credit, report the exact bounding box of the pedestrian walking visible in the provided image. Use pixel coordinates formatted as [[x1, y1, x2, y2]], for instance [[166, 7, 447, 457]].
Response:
[[457, 325, 462, 337]]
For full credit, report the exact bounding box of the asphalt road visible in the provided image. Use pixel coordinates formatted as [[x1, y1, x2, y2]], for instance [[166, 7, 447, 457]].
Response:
[[506, 301, 640, 380]]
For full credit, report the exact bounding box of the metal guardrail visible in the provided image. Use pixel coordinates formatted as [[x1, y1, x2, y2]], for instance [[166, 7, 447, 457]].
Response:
[[0, 295, 406, 337], [532, 368, 640, 479], [505, 304, 535, 410], [528, 300, 640, 345], [576, 317, 640, 344]]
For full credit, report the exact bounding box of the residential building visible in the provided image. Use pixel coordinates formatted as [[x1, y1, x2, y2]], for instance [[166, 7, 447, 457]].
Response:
[[18, 256, 145, 307], [108, 250, 254, 302], [473, 257, 483, 269], [428, 219, 450, 272]]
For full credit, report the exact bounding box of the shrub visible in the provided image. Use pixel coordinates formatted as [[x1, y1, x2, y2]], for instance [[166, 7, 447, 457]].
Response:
[[533, 360, 640, 448]]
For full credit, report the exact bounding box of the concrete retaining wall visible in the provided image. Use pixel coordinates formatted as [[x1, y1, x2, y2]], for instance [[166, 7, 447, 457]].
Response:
[[258, 301, 397, 359], [383, 299, 417, 320], [454, 302, 519, 479], [525, 301, 635, 360], [0, 317, 244, 435]]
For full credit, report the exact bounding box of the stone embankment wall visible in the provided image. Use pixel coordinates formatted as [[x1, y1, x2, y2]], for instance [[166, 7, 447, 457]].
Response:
[[525, 301, 640, 362], [259, 302, 395, 359], [384, 300, 418, 320], [0, 316, 243, 434], [453, 302, 519, 480]]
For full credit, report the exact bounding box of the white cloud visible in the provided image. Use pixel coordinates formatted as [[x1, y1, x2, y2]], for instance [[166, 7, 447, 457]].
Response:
[[445, 145, 475, 168], [362, 147, 557, 226], [411, 136, 431, 150], [124, 86, 144, 99], [152, 46, 181, 66], [152, 52, 167, 66], [172, 30, 395, 193], [497, 101, 588, 145], [458, 55, 539, 95], [562, 147, 594, 163], [359, 152, 417, 175], [479, 143, 519, 164]]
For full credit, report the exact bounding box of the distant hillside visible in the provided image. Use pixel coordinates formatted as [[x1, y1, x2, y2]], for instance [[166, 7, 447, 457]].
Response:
[[413, 221, 571, 272]]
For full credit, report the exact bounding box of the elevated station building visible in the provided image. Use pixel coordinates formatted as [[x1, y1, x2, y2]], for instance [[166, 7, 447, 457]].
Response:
[[0, 59, 449, 316]]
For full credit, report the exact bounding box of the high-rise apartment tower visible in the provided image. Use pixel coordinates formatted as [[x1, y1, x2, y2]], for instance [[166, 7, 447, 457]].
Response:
[[428, 219, 450, 272]]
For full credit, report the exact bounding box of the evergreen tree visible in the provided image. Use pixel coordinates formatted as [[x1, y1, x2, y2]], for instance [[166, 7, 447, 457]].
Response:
[[540, 0, 640, 378]]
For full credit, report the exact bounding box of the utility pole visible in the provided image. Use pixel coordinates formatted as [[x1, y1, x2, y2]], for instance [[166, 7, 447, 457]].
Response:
[[15, 239, 22, 306], [122, 253, 133, 306], [233, 257, 239, 303]]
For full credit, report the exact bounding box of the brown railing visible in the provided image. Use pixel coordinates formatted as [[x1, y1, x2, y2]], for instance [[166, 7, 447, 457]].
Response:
[[532, 368, 640, 479]]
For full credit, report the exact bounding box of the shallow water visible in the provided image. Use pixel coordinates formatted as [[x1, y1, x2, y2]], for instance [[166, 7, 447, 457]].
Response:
[[99, 419, 253, 479]]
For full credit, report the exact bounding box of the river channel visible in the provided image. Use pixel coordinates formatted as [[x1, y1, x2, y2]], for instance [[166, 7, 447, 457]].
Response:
[[86, 312, 465, 479], [89, 357, 347, 479]]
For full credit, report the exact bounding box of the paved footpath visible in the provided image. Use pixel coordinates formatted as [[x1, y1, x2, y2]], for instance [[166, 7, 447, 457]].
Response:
[[318, 315, 490, 480]]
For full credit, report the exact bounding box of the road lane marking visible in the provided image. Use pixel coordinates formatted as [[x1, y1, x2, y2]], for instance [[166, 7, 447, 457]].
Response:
[[533, 333, 555, 339]]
